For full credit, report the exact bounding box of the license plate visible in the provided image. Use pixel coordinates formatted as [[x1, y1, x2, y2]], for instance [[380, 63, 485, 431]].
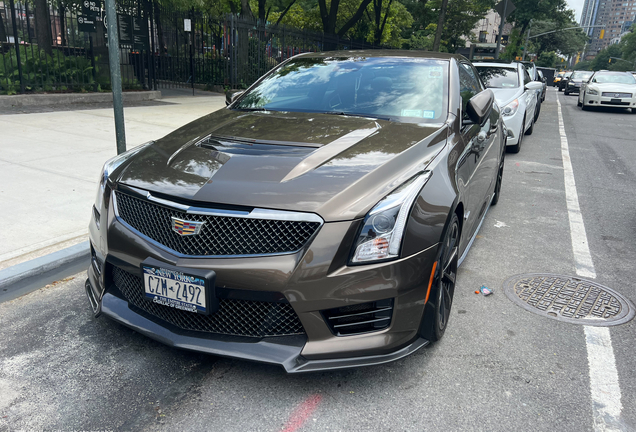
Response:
[[143, 265, 207, 313], [611, 98, 622, 103]]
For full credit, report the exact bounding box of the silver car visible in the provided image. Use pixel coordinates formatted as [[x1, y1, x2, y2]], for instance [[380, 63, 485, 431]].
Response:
[[474, 62, 543, 153]]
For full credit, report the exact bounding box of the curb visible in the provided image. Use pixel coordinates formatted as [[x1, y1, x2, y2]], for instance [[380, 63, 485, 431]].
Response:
[[0, 241, 90, 302], [0, 91, 162, 109]]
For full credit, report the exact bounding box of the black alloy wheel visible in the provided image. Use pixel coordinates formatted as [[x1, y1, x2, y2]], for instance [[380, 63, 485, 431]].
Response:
[[422, 214, 459, 342], [491, 152, 504, 205]]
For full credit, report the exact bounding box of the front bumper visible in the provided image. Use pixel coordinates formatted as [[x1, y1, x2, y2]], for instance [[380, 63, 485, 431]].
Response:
[[86, 189, 439, 372], [566, 83, 582, 93], [501, 110, 524, 146], [583, 92, 636, 109]]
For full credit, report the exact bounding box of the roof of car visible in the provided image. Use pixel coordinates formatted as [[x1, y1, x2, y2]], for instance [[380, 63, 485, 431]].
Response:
[[473, 62, 520, 69], [295, 50, 467, 61]]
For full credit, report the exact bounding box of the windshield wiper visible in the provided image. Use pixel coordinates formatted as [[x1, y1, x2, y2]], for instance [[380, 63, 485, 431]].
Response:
[[320, 111, 393, 121]]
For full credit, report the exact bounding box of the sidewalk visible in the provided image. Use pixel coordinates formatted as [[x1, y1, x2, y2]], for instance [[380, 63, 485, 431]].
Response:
[[0, 89, 226, 270]]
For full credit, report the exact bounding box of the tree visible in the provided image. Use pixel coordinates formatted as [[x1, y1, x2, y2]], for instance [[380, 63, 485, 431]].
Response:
[[431, 0, 448, 51], [318, 0, 374, 38], [535, 51, 558, 67], [0, 8, 8, 43], [371, 0, 394, 45], [590, 44, 622, 70], [527, 19, 588, 57], [34, 0, 53, 55], [621, 24, 636, 63]]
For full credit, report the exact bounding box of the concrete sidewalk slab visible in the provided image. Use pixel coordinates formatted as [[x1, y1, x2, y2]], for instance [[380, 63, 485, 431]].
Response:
[[0, 93, 226, 270]]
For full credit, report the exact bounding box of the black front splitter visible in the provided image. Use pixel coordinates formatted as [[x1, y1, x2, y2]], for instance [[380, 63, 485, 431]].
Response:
[[98, 292, 430, 373]]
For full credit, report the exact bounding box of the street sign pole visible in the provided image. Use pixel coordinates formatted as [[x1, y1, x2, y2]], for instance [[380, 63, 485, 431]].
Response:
[[494, 0, 515, 59], [105, 0, 126, 154], [522, 21, 532, 61]]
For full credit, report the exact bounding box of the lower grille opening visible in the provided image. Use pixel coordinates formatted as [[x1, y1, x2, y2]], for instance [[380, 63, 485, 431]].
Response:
[[600, 101, 630, 106], [322, 299, 394, 336], [111, 266, 305, 338]]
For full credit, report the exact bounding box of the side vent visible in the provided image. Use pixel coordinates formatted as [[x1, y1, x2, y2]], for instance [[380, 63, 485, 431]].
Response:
[[322, 299, 394, 336]]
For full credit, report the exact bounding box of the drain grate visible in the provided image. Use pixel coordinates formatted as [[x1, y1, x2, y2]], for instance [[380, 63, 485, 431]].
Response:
[[503, 274, 635, 326]]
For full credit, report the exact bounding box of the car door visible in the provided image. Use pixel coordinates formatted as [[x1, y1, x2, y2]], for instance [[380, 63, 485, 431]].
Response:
[[456, 63, 497, 237], [522, 67, 536, 130]]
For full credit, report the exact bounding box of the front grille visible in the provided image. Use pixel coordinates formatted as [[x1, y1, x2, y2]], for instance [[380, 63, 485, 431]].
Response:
[[112, 267, 305, 337], [601, 101, 630, 106], [114, 191, 321, 256], [602, 92, 632, 98], [322, 299, 394, 336]]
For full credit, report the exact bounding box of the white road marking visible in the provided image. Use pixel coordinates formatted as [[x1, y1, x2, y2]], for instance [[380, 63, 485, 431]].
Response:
[[556, 93, 623, 432]]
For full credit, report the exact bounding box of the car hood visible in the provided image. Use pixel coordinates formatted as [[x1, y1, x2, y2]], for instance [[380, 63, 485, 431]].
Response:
[[117, 109, 448, 221], [489, 88, 522, 107], [587, 83, 636, 93]]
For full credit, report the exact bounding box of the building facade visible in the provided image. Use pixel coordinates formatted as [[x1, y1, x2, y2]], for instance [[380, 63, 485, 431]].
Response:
[[466, 10, 513, 47], [580, 0, 636, 56]]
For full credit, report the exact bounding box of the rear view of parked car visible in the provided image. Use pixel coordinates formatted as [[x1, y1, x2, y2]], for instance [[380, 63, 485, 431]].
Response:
[[558, 71, 573, 91], [578, 71, 636, 113], [474, 62, 543, 153], [565, 71, 594, 95]]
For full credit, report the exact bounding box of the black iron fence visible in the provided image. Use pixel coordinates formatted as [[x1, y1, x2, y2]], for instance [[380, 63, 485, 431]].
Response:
[[0, 0, 384, 95]]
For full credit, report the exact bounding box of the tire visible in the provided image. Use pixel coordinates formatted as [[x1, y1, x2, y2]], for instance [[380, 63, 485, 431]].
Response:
[[534, 99, 541, 122], [421, 213, 459, 342], [525, 114, 534, 135], [507, 119, 524, 153], [491, 151, 504, 206], [564, 89, 570, 95], [577, 98, 582, 107], [632, 108, 636, 114]]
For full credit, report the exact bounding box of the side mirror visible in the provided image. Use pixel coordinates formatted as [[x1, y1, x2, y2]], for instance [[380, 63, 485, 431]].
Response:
[[225, 90, 244, 106], [465, 89, 494, 126], [525, 81, 543, 91]]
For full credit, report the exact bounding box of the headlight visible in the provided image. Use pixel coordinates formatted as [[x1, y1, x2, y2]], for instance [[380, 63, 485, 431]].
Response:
[[350, 171, 432, 264], [94, 141, 153, 212], [502, 99, 519, 117], [587, 88, 598, 95]]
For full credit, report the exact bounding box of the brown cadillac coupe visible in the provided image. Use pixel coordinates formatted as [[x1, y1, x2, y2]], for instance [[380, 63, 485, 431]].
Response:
[[86, 51, 505, 372]]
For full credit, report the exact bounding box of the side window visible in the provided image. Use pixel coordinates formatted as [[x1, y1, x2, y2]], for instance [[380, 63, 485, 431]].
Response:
[[458, 63, 481, 115], [523, 68, 532, 85]]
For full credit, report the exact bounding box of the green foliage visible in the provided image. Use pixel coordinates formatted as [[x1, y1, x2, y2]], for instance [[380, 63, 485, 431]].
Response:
[[527, 19, 588, 56], [591, 44, 624, 71], [621, 24, 636, 64], [0, 45, 113, 95], [535, 51, 558, 67], [573, 59, 592, 70]]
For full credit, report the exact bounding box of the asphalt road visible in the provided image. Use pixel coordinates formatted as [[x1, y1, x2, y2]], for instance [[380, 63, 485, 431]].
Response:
[[1, 88, 635, 432]]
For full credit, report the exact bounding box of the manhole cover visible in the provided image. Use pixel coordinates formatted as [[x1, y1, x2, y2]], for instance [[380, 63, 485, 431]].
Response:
[[503, 274, 635, 326]]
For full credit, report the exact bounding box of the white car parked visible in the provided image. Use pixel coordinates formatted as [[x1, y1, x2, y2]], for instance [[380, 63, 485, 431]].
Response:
[[578, 71, 636, 113], [474, 62, 543, 153]]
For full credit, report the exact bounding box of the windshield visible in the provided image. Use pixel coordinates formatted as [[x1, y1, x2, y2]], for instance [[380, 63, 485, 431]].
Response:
[[564, 72, 573, 78], [592, 73, 636, 84], [571, 71, 593, 80], [475, 66, 519, 88], [233, 57, 449, 122]]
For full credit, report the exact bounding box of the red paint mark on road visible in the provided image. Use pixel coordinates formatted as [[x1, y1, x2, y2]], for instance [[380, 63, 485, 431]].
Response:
[[516, 162, 520, 166], [281, 394, 322, 432]]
